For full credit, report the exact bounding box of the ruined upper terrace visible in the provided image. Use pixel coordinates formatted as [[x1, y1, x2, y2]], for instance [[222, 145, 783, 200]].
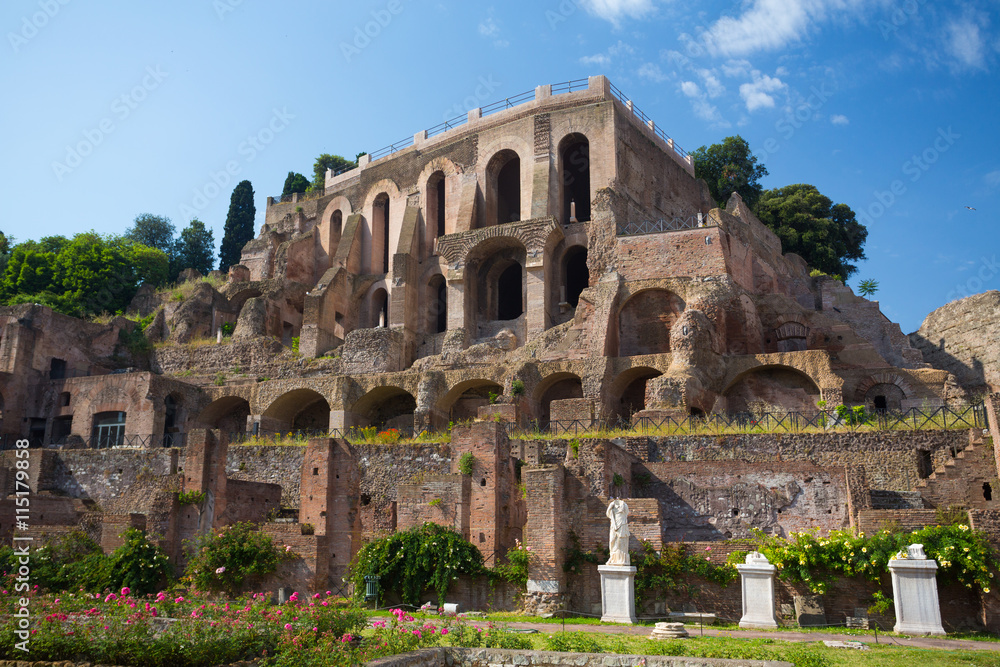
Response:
[[266, 75, 694, 207]]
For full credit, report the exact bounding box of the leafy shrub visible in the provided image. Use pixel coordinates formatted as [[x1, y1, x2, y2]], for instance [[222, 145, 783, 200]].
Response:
[[569, 438, 580, 459], [221, 321, 235, 336], [104, 528, 172, 597], [22, 530, 109, 593], [458, 452, 475, 475], [633, 542, 736, 606], [492, 539, 532, 589], [291, 336, 300, 356], [177, 489, 206, 505], [510, 379, 525, 397], [183, 522, 292, 596], [544, 632, 605, 653], [350, 522, 484, 605], [375, 428, 402, 444]]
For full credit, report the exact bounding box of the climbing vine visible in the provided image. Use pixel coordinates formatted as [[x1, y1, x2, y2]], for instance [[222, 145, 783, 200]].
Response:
[[633, 542, 737, 606], [350, 523, 485, 605]]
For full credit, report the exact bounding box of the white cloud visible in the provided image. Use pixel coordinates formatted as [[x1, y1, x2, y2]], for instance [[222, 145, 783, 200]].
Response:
[[739, 71, 786, 111], [830, 114, 849, 125], [638, 62, 668, 82], [985, 170, 1000, 190], [580, 40, 634, 68], [579, 0, 657, 25], [702, 0, 868, 57], [676, 80, 728, 125], [478, 11, 509, 48], [581, 54, 611, 66], [698, 69, 725, 97], [721, 59, 752, 78], [944, 17, 987, 70], [679, 81, 701, 97]]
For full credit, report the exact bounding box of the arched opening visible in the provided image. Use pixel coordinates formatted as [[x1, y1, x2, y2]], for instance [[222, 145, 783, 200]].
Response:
[[865, 383, 904, 413], [352, 386, 417, 432], [263, 388, 331, 434], [332, 209, 343, 237], [486, 151, 521, 226], [984, 482, 993, 502], [427, 274, 447, 334], [163, 393, 183, 446], [59, 392, 71, 407], [618, 290, 685, 357], [559, 134, 590, 224], [373, 193, 390, 273], [563, 246, 589, 308], [195, 396, 251, 436], [440, 380, 503, 423], [371, 288, 389, 328], [497, 263, 523, 321], [722, 366, 822, 414], [538, 374, 584, 426], [427, 171, 446, 242], [612, 368, 663, 424]]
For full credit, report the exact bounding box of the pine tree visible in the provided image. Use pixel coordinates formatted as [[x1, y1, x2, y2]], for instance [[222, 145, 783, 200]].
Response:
[[218, 180, 256, 272], [175, 219, 216, 275]]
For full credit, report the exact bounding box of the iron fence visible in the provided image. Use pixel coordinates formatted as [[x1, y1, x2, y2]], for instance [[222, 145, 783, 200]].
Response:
[[608, 82, 689, 158], [229, 425, 439, 445], [501, 403, 987, 439], [551, 78, 590, 95], [617, 214, 709, 236]]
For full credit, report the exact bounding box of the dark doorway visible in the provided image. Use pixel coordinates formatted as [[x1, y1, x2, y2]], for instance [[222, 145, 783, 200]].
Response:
[[873, 395, 887, 412], [50, 358, 67, 380], [561, 136, 590, 223], [429, 275, 447, 333], [382, 199, 390, 272], [436, 177, 446, 237], [984, 482, 993, 502], [565, 247, 589, 308], [497, 158, 520, 224], [497, 263, 522, 320]]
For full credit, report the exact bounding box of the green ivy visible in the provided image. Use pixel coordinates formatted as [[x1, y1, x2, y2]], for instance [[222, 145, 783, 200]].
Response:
[[350, 523, 484, 605], [183, 522, 291, 596], [458, 452, 475, 476], [562, 530, 606, 576], [105, 528, 173, 596], [177, 490, 206, 505], [742, 524, 1000, 595], [491, 539, 531, 589], [510, 379, 525, 397], [633, 542, 737, 606]]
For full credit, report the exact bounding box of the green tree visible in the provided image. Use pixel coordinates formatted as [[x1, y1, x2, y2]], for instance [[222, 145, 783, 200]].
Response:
[[281, 171, 311, 197], [174, 218, 215, 275], [219, 180, 256, 273], [755, 184, 868, 280], [857, 278, 879, 298], [692, 135, 769, 208], [125, 213, 176, 255], [311, 154, 356, 191]]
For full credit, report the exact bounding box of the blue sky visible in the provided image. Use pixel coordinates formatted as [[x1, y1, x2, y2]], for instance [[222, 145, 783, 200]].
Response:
[[1, 0, 998, 333]]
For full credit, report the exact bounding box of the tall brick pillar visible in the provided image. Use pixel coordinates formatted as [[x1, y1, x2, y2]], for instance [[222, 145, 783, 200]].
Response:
[[450, 421, 513, 562], [183, 429, 228, 532], [983, 394, 1000, 479], [300, 438, 360, 586], [522, 464, 567, 613], [526, 262, 546, 336]]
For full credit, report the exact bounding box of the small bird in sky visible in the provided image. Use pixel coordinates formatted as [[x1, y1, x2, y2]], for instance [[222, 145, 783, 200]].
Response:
[[965, 206, 977, 210]]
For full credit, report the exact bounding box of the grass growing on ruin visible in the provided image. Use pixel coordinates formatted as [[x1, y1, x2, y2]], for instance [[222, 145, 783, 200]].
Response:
[[167, 274, 227, 302], [234, 430, 451, 448]]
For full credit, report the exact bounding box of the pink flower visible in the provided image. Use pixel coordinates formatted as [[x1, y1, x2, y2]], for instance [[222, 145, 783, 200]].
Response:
[[441, 628, 449, 635], [313, 593, 321, 599], [175, 597, 185, 603], [313, 627, 318, 632], [215, 566, 226, 574], [156, 592, 167, 602], [285, 545, 292, 552], [105, 594, 117, 602], [121, 586, 130, 596], [53, 599, 60, 605], [326, 590, 332, 595], [284, 623, 293, 630], [151, 607, 158, 617]]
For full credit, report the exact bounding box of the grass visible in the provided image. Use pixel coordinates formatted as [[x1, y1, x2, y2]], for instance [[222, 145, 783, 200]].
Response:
[[167, 274, 227, 302], [232, 430, 452, 448]]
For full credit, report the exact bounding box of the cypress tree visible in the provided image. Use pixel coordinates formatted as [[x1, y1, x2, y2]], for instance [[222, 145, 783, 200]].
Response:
[[219, 180, 256, 272]]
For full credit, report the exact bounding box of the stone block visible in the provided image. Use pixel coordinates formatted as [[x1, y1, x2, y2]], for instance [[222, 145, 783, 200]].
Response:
[[794, 595, 825, 626], [888, 543, 946, 635], [598, 564, 637, 624], [736, 552, 779, 629]]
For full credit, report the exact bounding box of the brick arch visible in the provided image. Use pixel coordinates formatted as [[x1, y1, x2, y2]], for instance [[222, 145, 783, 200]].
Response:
[[436, 378, 505, 420], [317, 195, 353, 266], [262, 388, 331, 432], [349, 385, 417, 431], [616, 289, 686, 357], [476, 136, 533, 229], [854, 372, 913, 403], [608, 366, 664, 422], [194, 395, 252, 434], [721, 364, 822, 413]]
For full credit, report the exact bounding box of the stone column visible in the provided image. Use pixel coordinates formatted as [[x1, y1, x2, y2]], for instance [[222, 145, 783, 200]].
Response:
[[523, 464, 566, 614], [888, 544, 946, 635], [598, 564, 638, 624], [736, 552, 779, 629], [525, 261, 546, 336]]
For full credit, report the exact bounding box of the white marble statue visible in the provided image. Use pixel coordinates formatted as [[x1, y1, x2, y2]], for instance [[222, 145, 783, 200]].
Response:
[[606, 498, 630, 565]]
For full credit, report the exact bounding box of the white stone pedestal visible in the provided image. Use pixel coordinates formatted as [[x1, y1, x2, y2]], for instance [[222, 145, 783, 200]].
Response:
[[736, 552, 779, 629], [598, 564, 637, 624], [888, 544, 946, 636]]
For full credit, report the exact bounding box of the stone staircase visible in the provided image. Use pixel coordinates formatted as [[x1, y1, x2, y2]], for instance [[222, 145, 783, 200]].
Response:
[[915, 440, 998, 510]]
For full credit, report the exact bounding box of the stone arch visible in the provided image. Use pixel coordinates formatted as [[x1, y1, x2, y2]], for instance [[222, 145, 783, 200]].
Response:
[[318, 195, 353, 266], [485, 149, 521, 227], [721, 365, 822, 414], [476, 137, 530, 228], [562, 244, 589, 309], [195, 395, 252, 435], [426, 272, 448, 334], [535, 372, 584, 425], [364, 284, 389, 329], [350, 386, 417, 431], [773, 314, 809, 353], [162, 392, 185, 446], [608, 366, 664, 424], [466, 237, 527, 338], [617, 289, 686, 357], [557, 132, 591, 224], [418, 157, 460, 254], [361, 179, 402, 274], [263, 388, 331, 433], [436, 379, 504, 423], [855, 372, 912, 412]]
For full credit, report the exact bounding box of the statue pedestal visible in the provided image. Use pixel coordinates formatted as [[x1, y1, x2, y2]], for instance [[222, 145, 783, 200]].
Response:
[[889, 544, 946, 636], [598, 564, 637, 624], [736, 553, 779, 629]]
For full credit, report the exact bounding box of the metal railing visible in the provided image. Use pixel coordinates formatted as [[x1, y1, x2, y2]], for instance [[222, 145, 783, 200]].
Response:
[[617, 214, 709, 236], [229, 425, 440, 445], [609, 82, 688, 158], [551, 78, 590, 95], [92, 433, 187, 449], [501, 403, 987, 439], [480, 89, 536, 119]]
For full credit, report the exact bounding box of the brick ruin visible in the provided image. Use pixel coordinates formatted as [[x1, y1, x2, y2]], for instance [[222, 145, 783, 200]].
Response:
[[0, 75, 998, 628]]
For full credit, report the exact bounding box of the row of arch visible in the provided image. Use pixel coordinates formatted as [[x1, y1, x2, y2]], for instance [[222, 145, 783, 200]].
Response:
[[317, 134, 594, 278]]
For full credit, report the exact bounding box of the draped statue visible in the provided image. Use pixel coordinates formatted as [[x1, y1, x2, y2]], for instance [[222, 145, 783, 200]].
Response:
[[606, 498, 630, 566]]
